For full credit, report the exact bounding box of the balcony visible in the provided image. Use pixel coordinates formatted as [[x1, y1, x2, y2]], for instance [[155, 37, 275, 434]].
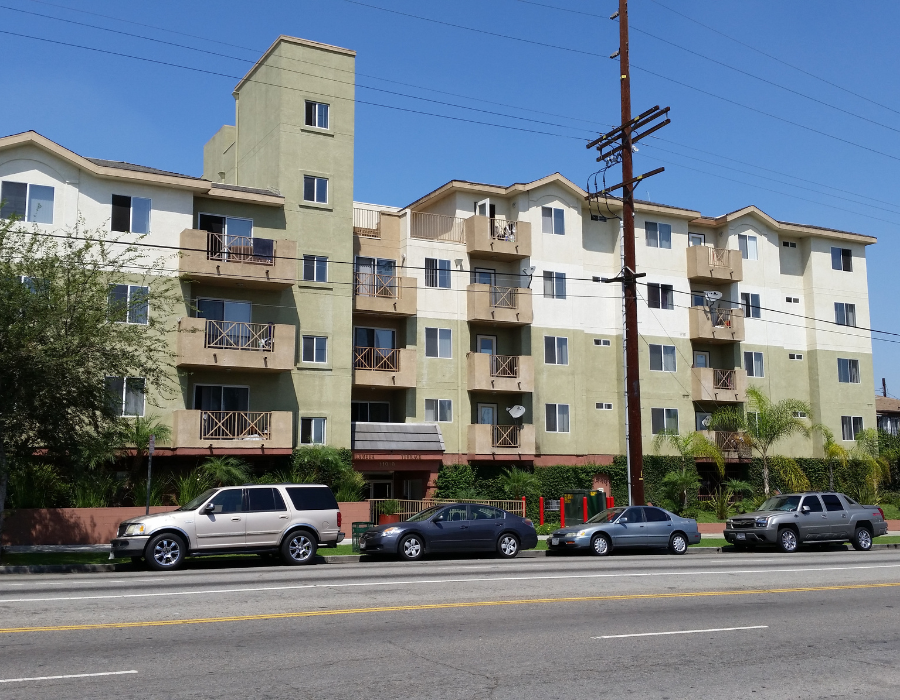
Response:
[[467, 284, 533, 326], [178, 229, 296, 289], [467, 353, 534, 393], [353, 207, 381, 238], [686, 246, 743, 285], [465, 216, 531, 260], [689, 306, 745, 343], [176, 317, 295, 372], [700, 430, 751, 460], [352, 347, 417, 389], [410, 211, 466, 244], [468, 424, 536, 456], [353, 272, 417, 316], [691, 368, 747, 403], [172, 410, 293, 449]]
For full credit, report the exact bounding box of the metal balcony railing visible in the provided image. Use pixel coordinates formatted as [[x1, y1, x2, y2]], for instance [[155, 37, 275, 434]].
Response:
[[492, 424, 520, 448], [490, 285, 518, 309], [490, 219, 517, 242], [709, 247, 730, 267], [204, 320, 274, 351], [200, 411, 271, 441], [490, 354, 519, 378], [355, 272, 399, 299], [354, 346, 400, 372], [711, 307, 736, 328], [713, 369, 736, 390], [206, 232, 275, 265], [410, 211, 466, 243], [353, 208, 381, 238]]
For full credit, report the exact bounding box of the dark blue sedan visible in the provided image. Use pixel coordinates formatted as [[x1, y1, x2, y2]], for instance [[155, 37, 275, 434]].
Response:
[[359, 503, 539, 561]]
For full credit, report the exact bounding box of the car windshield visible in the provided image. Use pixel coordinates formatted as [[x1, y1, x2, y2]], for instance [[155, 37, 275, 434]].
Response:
[[406, 505, 443, 522], [586, 508, 626, 524], [759, 495, 802, 512], [177, 488, 219, 512]]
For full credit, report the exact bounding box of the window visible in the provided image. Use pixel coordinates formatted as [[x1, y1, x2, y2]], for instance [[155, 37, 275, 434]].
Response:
[[596, 402, 613, 410], [695, 411, 712, 431], [286, 486, 338, 511], [425, 258, 451, 288], [837, 358, 860, 384], [111, 195, 151, 234], [793, 411, 808, 418], [594, 338, 611, 347], [471, 505, 504, 520], [691, 292, 706, 307], [303, 176, 328, 204], [801, 495, 823, 512], [782, 240, 797, 248], [688, 233, 705, 246], [744, 351, 765, 378], [831, 247, 852, 272], [543, 271, 567, 299], [785, 296, 800, 304], [108, 284, 149, 324], [207, 489, 245, 514], [105, 376, 145, 417], [645, 221, 672, 249], [302, 255, 328, 282], [822, 493, 846, 512], [738, 234, 758, 260], [301, 336, 327, 363], [545, 403, 570, 433], [544, 336, 569, 365], [425, 399, 452, 422], [300, 417, 326, 444], [835, 302, 856, 327], [425, 327, 452, 358], [651, 408, 679, 435], [789, 353, 804, 360], [741, 292, 761, 318], [649, 344, 677, 372], [541, 207, 565, 235], [198, 214, 264, 258], [304, 101, 330, 129], [644, 507, 671, 522], [351, 402, 391, 422], [0, 181, 54, 223], [647, 283, 674, 310], [248, 487, 287, 512]]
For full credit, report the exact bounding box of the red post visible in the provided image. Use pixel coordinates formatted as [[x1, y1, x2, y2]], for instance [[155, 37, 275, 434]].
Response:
[[560, 497, 565, 528], [522, 496, 526, 518], [539, 496, 545, 525], [607, 496, 614, 509], [583, 496, 588, 524]]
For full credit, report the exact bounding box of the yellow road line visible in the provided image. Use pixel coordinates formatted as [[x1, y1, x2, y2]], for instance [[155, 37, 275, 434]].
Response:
[[2, 581, 898, 634]]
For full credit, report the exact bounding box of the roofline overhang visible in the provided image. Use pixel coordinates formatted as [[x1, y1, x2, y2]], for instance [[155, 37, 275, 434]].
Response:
[[233, 35, 356, 95]]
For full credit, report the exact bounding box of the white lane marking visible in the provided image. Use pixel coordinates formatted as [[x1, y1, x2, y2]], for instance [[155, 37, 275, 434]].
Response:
[[2, 563, 900, 604], [594, 625, 768, 639], [0, 670, 137, 683]]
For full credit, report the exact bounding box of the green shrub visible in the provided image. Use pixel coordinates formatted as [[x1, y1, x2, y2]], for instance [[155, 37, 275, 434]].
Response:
[[174, 468, 214, 506], [333, 470, 366, 502], [6, 462, 69, 509], [72, 471, 120, 508], [129, 473, 170, 508]]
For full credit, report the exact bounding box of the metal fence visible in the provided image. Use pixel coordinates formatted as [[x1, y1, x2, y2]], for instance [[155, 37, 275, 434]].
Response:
[[410, 211, 466, 244], [206, 231, 275, 265], [205, 320, 274, 351], [200, 411, 271, 440], [354, 346, 400, 372], [490, 354, 519, 378], [711, 307, 737, 328], [714, 431, 751, 459], [368, 498, 526, 522], [354, 272, 399, 299], [490, 219, 517, 242], [353, 208, 381, 238]]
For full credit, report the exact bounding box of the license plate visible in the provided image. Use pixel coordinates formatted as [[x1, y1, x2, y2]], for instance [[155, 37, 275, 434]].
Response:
[[736, 533, 746, 540], [359, 542, 366, 549], [551, 538, 559, 545]]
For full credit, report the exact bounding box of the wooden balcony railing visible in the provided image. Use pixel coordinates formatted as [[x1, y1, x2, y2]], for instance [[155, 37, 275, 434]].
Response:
[[353, 207, 381, 238], [206, 232, 275, 265], [711, 308, 736, 328], [490, 285, 518, 309], [204, 320, 274, 351], [714, 430, 751, 458], [410, 211, 466, 243], [355, 272, 399, 299], [490, 219, 517, 242], [490, 354, 519, 378], [713, 369, 736, 390], [709, 247, 730, 267], [200, 411, 271, 441], [354, 346, 400, 372], [492, 424, 520, 448]]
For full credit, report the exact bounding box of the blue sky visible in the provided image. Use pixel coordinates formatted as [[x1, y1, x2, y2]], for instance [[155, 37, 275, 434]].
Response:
[[2, 0, 898, 396]]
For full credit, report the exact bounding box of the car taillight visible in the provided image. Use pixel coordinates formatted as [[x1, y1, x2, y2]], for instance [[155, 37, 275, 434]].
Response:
[[337, 511, 342, 527], [877, 507, 884, 519]]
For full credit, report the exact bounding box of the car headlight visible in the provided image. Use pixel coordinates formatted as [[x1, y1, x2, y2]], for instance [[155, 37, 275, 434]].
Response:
[[381, 527, 402, 537], [755, 517, 769, 527], [124, 523, 147, 536], [576, 530, 590, 537]]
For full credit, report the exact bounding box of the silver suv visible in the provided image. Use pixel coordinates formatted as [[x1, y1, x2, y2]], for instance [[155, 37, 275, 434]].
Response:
[[110, 484, 344, 570]]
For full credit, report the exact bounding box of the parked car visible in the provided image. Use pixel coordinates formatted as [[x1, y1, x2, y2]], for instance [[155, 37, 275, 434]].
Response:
[[724, 492, 887, 553], [547, 506, 701, 555], [110, 484, 344, 571], [359, 503, 538, 560]]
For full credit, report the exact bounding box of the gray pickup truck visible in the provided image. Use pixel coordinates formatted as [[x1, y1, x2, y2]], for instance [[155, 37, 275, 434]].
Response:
[[724, 492, 887, 553]]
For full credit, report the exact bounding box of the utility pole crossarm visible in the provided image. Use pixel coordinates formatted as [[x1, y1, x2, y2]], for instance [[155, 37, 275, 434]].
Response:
[[586, 167, 665, 199]]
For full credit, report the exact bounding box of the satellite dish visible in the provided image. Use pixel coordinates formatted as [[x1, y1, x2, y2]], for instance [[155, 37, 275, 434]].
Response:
[[507, 405, 526, 419], [523, 266, 536, 275], [704, 290, 722, 303], [701, 416, 712, 428]]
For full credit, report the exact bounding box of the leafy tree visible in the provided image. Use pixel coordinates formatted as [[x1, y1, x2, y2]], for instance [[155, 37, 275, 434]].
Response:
[[821, 427, 849, 492], [498, 467, 539, 500], [658, 470, 701, 515], [652, 431, 722, 512], [288, 446, 352, 487], [121, 414, 172, 474], [848, 428, 894, 503], [198, 456, 251, 487]]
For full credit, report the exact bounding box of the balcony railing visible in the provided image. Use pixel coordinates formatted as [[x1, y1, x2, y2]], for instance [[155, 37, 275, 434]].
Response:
[[490, 219, 517, 242], [353, 208, 381, 238], [354, 346, 400, 372], [490, 285, 518, 309], [204, 320, 275, 351], [200, 411, 271, 441], [709, 247, 729, 267], [355, 272, 399, 299], [711, 307, 736, 328], [492, 424, 520, 448], [410, 211, 466, 244], [490, 354, 519, 378], [713, 369, 736, 390], [206, 232, 275, 265], [714, 430, 751, 458]]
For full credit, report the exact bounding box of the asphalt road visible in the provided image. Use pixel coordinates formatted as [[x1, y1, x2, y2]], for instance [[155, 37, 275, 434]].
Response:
[[1, 549, 899, 699]]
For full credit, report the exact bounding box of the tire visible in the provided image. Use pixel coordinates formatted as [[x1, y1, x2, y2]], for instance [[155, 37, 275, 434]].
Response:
[[590, 533, 611, 556], [497, 533, 520, 558], [777, 527, 799, 553], [144, 533, 186, 571], [399, 534, 424, 561], [668, 532, 688, 555], [281, 530, 317, 565], [851, 527, 873, 551]]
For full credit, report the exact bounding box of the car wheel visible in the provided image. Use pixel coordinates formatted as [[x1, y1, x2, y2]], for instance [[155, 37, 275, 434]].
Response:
[[851, 527, 873, 551], [144, 533, 186, 571], [399, 534, 424, 561], [590, 533, 611, 556], [497, 533, 520, 558], [668, 532, 688, 555], [777, 527, 799, 553], [281, 531, 317, 565]]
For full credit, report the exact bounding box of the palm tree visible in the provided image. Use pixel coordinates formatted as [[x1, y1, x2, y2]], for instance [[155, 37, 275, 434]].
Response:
[[199, 456, 251, 486], [498, 467, 538, 500], [850, 428, 893, 502], [122, 414, 172, 473], [652, 431, 723, 511], [821, 426, 849, 492]]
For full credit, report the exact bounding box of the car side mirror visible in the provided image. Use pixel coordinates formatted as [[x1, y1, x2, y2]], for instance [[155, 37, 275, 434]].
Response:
[[800, 505, 810, 514], [433, 514, 444, 522], [619, 517, 628, 523], [203, 503, 215, 513]]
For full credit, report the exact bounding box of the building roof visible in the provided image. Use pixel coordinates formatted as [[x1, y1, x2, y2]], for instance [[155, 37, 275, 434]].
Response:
[[350, 423, 446, 452], [85, 158, 204, 180], [690, 205, 876, 245], [876, 397, 900, 414], [233, 35, 355, 94]]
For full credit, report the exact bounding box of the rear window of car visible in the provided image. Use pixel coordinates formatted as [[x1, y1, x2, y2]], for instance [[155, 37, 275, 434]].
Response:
[[644, 507, 670, 522], [248, 487, 287, 512], [286, 486, 338, 511], [822, 494, 845, 512]]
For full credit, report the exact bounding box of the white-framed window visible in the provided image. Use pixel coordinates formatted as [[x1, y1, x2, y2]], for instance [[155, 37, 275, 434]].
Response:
[[543, 271, 567, 299], [300, 417, 326, 444], [425, 398, 452, 422], [741, 292, 761, 319], [789, 353, 804, 360], [688, 232, 705, 246], [425, 258, 451, 288], [594, 338, 611, 347], [747, 411, 760, 437], [738, 234, 758, 260], [835, 302, 856, 327], [782, 240, 797, 248], [425, 327, 452, 358], [351, 401, 390, 422], [647, 283, 674, 310], [0, 181, 54, 224], [304, 101, 330, 129], [105, 376, 145, 417], [831, 247, 852, 272], [301, 336, 327, 363], [108, 284, 149, 324], [841, 416, 864, 441], [198, 214, 256, 254], [541, 207, 565, 235], [651, 408, 679, 434], [785, 296, 800, 304], [302, 255, 328, 282], [544, 336, 569, 365], [649, 344, 677, 372], [837, 358, 860, 384], [596, 402, 613, 410], [645, 221, 672, 249], [303, 176, 328, 204], [111, 195, 151, 234], [545, 403, 570, 433], [744, 351, 764, 378]]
